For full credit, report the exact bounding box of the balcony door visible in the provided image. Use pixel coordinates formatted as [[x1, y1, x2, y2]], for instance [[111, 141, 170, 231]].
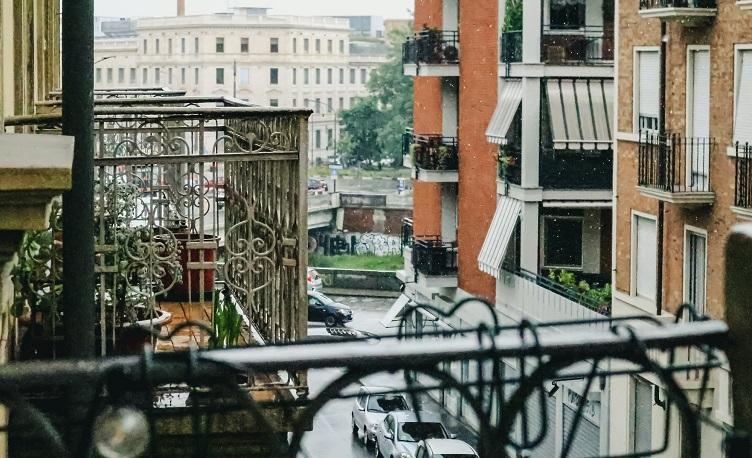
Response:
[[688, 49, 710, 190], [684, 229, 707, 315]]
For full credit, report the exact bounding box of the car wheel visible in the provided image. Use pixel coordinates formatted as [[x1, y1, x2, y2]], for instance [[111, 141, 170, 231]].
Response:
[[352, 415, 358, 436], [324, 315, 337, 327]]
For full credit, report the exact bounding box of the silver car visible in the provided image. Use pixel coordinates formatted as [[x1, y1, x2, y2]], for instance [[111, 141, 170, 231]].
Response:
[[374, 411, 450, 458], [415, 438, 478, 458], [352, 387, 411, 446]]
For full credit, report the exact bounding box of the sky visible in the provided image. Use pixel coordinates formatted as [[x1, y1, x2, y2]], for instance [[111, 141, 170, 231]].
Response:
[[95, 0, 413, 20]]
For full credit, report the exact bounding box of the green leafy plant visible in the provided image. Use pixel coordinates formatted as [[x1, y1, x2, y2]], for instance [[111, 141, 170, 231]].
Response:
[[504, 0, 523, 32], [548, 269, 612, 307], [210, 289, 243, 349]]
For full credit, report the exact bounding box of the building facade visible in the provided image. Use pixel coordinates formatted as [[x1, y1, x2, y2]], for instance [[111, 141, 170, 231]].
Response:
[[93, 8, 388, 163], [610, 1, 752, 455]]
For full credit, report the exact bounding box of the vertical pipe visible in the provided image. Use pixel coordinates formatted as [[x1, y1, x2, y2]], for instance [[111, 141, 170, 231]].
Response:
[[656, 21, 667, 316], [62, 0, 95, 359]]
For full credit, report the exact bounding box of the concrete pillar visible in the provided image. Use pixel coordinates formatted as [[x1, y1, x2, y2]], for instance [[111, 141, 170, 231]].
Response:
[[441, 78, 458, 138], [519, 201, 539, 272], [522, 0, 542, 64], [521, 77, 540, 189], [441, 184, 458, 243]]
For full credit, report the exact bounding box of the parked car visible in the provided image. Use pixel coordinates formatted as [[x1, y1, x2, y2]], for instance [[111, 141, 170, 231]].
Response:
[[374, 412, 451, 458], [352, 387, 411, 447], [307, 178, 328, 193], [307, 291, 352, 326], [307, 267, 322, 292], [415, 439, 478, 458]]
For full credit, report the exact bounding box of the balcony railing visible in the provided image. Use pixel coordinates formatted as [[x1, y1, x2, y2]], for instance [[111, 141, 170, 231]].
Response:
[[403, 29, 460, 65], [412, 236, 458, 276], [500, 26, 614, 65], [540, 149, 613, 189], [404, 130, 459, 172], [735, 142, 752, 209], [638, 0, 717, 23], [640, 0, 717, 9], [401, 217, 414, 247], [638, 132, 714, 200]]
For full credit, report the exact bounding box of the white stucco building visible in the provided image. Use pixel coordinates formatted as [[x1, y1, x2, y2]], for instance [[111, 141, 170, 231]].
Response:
[[93, 8, 389, 163]]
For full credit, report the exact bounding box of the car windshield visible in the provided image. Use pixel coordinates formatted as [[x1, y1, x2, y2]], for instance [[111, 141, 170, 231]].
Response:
[[366, 395, 408, 413], [311, 292, 336, 306], [397, 422, 446, 442]]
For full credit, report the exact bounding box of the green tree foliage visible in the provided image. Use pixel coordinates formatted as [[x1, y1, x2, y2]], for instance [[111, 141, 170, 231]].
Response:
[[504, 0, 523, 31], [338, 26, 413, 166]]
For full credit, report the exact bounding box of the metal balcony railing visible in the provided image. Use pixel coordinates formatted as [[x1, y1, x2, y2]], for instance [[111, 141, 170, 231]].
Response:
[[403, 29, 460, 65], [500, 26, 614, 65], [735, 142, 752, 209], [638, 132, 714, 194], [404, 130, 459, 172], [401, 217, 414, 247], [412, 236, 458, 276], [540, 148, 613, 190], [500, 30, 523, 63], [640, 0, 717, 9]]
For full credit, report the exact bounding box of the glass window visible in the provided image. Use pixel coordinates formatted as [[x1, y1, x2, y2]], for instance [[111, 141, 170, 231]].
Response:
[[130, 68, 136, 83], [155, 38, 160, 54], [304, 38, 310, 52], [181, 67, 186, 84], [195, 37, 199, 54], [143, 39, 147, 54], [339, 68, 344, 84], [350, 68, 356, 84], [304, 98, 310, 108], [326, 128, 334, 148], [168, 38, 172, 54], [292, 68, 297, 85], [339, 40, 345, 53], [734, 49, 752, 145], [118, 68, 124, 83], [360, 68, 367, 84], [292, 99, 297, 107], [550, 0, 585, 29], [216, 67, 224, 84], [686, 231, 707, 314], [106, 68, 113, 83], [168, 67, 173, 84], [315, 129, 322, 149], [143, 68, 148, 84], [181, 37, 185, 53], [270, 68, 279, 85], [316, 68, 321, 84], [241, 37, 249, 53], [315, 38, 321, 53], [95, 68, 102, 83], [270, 37, 279, 53], [366, 395, 408, 413], [632, 378, 653, 453], [216, 37, 224, 53], [327, 39, 333, 53], [637, 50, 659, 132], [543, 215, 583, 268], [304, 68, 310, 84], [315, 98, 321, 113], [338, 97, 344, 110], [194, 67, 199, 84], [397, 422, 447, 442], [327, 68, 333, 84], [327, 98, 333, 113], [270, 99, 279, 107], [154, 68, 160, 84], [293, 38, 297, 53]]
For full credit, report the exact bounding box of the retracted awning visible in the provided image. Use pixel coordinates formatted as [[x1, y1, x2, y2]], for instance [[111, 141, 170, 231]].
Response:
[[478, 196, 522, 278], [546, 78, 614, 150], [380, 294, 412, 328], [486, 79, 523, 145]]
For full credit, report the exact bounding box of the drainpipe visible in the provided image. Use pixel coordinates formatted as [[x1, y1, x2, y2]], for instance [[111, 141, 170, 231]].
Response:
[[656, 21, 667, 316], [62, 0, 95, 359]]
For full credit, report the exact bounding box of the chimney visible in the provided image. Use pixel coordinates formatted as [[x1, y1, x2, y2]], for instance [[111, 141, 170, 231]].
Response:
[[177, 0, 185, 16]]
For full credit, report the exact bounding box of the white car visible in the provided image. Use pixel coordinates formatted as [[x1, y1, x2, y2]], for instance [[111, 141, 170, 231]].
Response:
[[307, 267, 322, 292], [352, 387, 410, 446], [374, 411, 451, 458], [415, 439, 478, 458]]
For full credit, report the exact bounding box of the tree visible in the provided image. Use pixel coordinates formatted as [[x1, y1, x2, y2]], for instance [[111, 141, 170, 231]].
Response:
[[337, 26, 413, 166]]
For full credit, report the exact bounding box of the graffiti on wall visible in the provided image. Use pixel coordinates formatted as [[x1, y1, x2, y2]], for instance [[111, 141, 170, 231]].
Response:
[[354, 233, 401, 256]]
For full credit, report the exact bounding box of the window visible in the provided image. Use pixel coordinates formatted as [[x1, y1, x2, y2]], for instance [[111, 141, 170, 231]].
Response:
[[293, 38, 297, 53], [633, 214, 657, 301], [304, 68, 310, 84], [292, 99, 297, 107], [270, 99, 279, 107], [327, 128, 334, 148], [688, 49, 710, 189], [241, 37, 249, 53], [181, 37, 186, 54], [143, 39, 148, 54], [106, 68, 113, 83], [338, 97, 344, 110], [549, 0, 585, 29], [181, 67, 186, 85], [239, 68, 250, 85], [350, 97, 356, 107], [543, 215, 583, 268], [636, 50, 660, 132], [339, 40, 345, 53], [315, 38, 321, 53], [315, 129, 322, 148], [304, 98, 309, 108], [130, 68, 136, 84], [143, 68, 148, 84], [216, 37, 224, 53], [216, 67, 225, 85], [95, 68, 102, 83], [734, 49, 752, 145], [154, 68, 160, 84], [304, 38, 310, 52], [155, 38, 160, 54], [685, 230, 707, 314], [360, 68, 367, 84], [327, 68, 333, 84], [270, 68, 279, 85], [168, 67, 173, 84], [118, 68, 124, 83], [292, 68, 297, 85], [315, 98, 321, 113], [327, 98, 333, 113], [632, 378, 653, 453], [339, 68, 344, 84], [270, 37, 279, 53], [350, 68, 356, 84], [194, 67, 199, 84], [316, 68, 321, 84], [194, 37, 199, 54], [327, 39, 333, 53], [168, 38, 172, 54]]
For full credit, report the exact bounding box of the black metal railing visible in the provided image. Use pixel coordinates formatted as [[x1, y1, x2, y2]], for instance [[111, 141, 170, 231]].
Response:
[[500, 26, 614, 65], [640, 0, 717, 9], [403, 29, 460, 65], [540, 149, 613, 189], [412, 236, 458, 276], [498, 145, 522, 185], [638, 132, 714, 194], [500, 30, 523, 63], [401, 217, 414, 247], [735, 142, 752, 209], [404, 130, 459, 171]]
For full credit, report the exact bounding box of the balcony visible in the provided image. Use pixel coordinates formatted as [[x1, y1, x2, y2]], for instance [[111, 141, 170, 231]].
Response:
[[412, 236, 458, 288], [402, 29, 460, 77], [404, 130, 459, 182], [639, 0, 717, 24], [500, 25, 614, 67], [733, 142, 752, 219], [540, 149, 612, 190], [637, 132, 715, 205]]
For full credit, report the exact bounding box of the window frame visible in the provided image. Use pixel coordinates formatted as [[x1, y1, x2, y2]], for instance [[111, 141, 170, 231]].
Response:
[[733, 44, 752, 145], [241, 37, 250, 53], [270, 67, 279, 85], [215, 67, 225, 85], [633, 46, 661, 134], [683, 225, 708, 316], [541, 214, 584, 270], [270, 37, 279, 53], [630, 211, 658, 304], [216, 37, 224, 53]]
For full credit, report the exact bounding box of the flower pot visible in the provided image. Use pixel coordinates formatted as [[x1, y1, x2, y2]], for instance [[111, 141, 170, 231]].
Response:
[[162, 233, 220, 301]]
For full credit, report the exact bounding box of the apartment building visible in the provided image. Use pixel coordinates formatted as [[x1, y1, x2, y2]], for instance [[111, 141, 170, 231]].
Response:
[[93, 7, 388, 163], [390, 0, 615, 454], [610, 1, 752, 455]]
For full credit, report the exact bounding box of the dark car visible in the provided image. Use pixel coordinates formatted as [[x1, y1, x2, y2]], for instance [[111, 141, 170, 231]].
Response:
[[307, 178, 328, 193], [307, 291, 352, 327]]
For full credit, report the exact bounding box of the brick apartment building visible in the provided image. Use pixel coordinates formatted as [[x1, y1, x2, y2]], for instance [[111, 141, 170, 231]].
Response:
[[610, 0, 752, 455]]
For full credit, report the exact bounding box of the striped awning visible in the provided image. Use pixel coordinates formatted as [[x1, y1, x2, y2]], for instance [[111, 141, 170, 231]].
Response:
[[486, 79, 523, 145], [478, 196, 522, 278], [545, 78, 614, 150]]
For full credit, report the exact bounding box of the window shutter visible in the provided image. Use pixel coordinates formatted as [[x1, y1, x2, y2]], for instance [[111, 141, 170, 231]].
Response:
[[638, 51, 659, 118], [691, 50, 710, 139], [735, 50, 752, 145], [635, 216, 657, 301]]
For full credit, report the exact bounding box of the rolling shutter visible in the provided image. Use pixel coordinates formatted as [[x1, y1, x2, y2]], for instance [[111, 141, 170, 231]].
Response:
[[562, 405, 600, 457], [638, 51, 660, 120], [735, 50, 752, 145]]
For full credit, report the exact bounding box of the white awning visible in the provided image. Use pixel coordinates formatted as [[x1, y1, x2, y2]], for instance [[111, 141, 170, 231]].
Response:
[[380, 294, 412, 328], [546, 78, 614, 150], [478, 196, 522, 278], [486, 79, 523, 145]]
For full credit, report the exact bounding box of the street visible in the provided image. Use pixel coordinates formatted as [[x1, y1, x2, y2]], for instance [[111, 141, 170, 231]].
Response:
[[298, 296, 478, 458]]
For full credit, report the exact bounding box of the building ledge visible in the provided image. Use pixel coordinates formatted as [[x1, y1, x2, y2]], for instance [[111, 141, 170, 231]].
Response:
[[416, 271, 458, 289], [414, 168, 459, 183], [638, 7, 717, 25], [731, 206, 752, 221], [501, 62, 613, 79], [739, 0, 752, 10], [637, 186, 715, 206], [403, 63, 460, 78]]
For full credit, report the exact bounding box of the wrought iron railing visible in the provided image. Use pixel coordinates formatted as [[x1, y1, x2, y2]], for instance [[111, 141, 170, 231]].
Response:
[[638, 132, 714, 194], [640, 0, 717, 9], [412, 236, 458, 276], [736, 142, 752, 209], [403, 29, 460, 65], [404, 130, 459, 172], [401, 217, 414, 247], [540, 148, 613, 189], [500, 26, 614, 65]]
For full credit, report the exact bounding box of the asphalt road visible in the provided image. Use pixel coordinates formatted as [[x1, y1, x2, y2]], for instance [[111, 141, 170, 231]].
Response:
[[330, 177, 412, 195]]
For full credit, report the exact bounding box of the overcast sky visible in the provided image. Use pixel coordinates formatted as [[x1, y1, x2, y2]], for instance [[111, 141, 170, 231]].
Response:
[[95, 0, 413, 20]]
